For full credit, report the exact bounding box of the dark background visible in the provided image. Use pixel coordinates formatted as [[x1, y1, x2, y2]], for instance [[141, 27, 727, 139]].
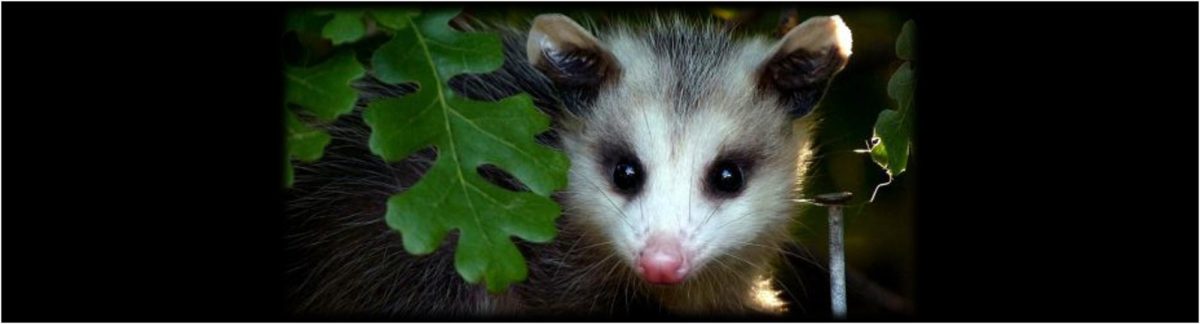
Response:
[[3, 2, 1196, 322]]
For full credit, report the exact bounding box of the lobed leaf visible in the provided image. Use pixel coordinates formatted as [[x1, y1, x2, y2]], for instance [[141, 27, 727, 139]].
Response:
[[869, 109, 910, 177], [869, 20, 916, 179], [286, 110, 332, 162], [283, 49, 362, 188], [284, 51, 365, 122], [286, 10, 332, 36], [896, 20, 915, 61], [320, 10, 368, 45], [886, 61, 914, 111], [370, 8, 422, 31], [364, 8, 570, 292]]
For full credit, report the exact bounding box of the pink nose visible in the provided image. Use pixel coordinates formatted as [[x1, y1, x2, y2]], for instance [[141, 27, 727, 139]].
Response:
[[636, 236, 689, 285]]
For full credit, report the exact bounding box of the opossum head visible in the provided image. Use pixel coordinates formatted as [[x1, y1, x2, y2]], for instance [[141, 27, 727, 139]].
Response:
[[528, 14, 852, 285]]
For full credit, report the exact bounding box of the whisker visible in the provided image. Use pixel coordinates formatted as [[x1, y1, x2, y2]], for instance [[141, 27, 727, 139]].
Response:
[[718, 250, 768, 273], [568, 169, 639, 233]]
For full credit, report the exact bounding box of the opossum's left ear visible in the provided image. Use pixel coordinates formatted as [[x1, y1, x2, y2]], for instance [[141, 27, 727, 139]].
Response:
[[757, 15, 853, 118], [527, 14, 622, 90]]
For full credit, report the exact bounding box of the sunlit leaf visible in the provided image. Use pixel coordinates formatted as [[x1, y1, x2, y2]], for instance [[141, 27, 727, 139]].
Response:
[[869, 20, 916, 180], [869, 109, 910, 176]]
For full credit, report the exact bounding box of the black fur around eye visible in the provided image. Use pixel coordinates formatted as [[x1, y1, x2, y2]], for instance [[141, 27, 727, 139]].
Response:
[[707, 161, 745, 197], [611, 159, 645, 195]]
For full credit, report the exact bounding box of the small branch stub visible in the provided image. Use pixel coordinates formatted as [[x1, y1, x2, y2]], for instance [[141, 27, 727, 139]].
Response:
[[817, 191, 852, 319]]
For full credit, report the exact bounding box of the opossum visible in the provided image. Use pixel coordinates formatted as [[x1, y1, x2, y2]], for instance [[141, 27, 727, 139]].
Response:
[[284, 12, 852, 319]]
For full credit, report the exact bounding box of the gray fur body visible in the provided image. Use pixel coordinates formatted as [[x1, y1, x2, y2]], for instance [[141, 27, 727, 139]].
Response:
[[285, 13, 850, 319]]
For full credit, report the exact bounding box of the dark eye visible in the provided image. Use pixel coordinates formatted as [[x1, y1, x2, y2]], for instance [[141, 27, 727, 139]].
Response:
[[707, 161, 744, 196], [612, 159, 645, 195]]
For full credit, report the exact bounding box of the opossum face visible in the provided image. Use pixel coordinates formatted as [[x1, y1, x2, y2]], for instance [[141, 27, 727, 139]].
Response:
[[529, 14, 852, 285]]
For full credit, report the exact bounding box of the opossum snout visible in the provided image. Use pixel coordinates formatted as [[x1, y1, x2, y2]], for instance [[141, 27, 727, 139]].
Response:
[[635, 234, 690, 285]]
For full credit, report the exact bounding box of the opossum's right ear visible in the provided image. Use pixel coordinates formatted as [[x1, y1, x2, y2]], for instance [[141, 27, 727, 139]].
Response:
[[527, 14, 621, 89], [757, 15, 853, 118]]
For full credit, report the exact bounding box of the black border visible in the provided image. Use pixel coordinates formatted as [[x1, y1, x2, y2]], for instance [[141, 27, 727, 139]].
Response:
[[3, 2, 1197, 321]]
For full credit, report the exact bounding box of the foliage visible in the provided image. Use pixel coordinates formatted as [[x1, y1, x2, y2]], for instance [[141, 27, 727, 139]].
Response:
[[285, 110, 332, 187], [866, 20, 915, 199], [282, 5, 915, 296], [319, 10, 368, 45], [283, 50, 364, 187], [285, 51, 366, 122], [364, 8, 570, 292], [283, 7, 569, 293]]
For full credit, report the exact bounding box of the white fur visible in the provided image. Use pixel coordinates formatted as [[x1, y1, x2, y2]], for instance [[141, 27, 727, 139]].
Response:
[[543, 13, 848, 314]]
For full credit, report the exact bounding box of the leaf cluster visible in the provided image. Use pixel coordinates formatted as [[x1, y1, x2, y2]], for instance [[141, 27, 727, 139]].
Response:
[[282, 7, 569, 292]]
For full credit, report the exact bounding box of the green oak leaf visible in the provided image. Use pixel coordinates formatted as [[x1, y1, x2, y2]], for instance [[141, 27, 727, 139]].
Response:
[[364, 8, 570, 293], [285, 51, 365, 122], [320, 10, 367, 45], [869, 20, 916, 179], [369, 8, 422, 31], [887, 61, 914, 111], [285, 10, 332, 36], [284, 109, 332, 188], [370, 10, 503, 84], [287, 110, 332, 162], [896, 20, 915, 61], [869, 109, 910, 176]]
